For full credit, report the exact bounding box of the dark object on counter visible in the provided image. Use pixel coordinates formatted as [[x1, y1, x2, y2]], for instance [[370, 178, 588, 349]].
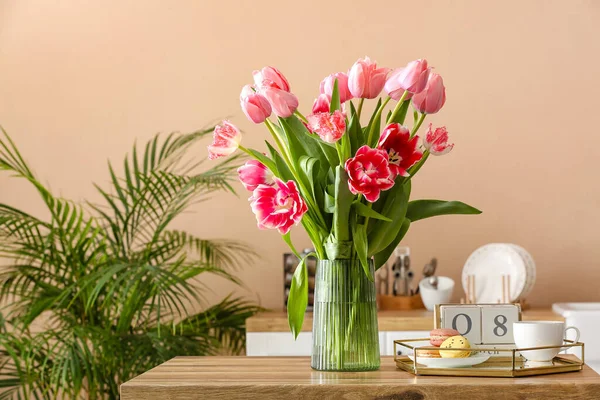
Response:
[[392, 252, 411, 296]]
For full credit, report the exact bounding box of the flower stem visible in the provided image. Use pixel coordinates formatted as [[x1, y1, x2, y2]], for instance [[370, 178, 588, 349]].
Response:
[[357, 98, 364, 120], [366, 97, 391, 147], [411, 113, 427, 138], [386, 91, 409, 124]]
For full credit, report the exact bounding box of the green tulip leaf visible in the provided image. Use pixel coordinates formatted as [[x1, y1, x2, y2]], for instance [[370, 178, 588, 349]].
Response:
[[406, 200, 482, 222], [265, 141, 294, 181], [299, 156, 323, 208], [245, 148, 276, 174], [282, 116, 337, 172], [367, 180, 411, 256], [352, 201, 392, 222], [388, 99, 411, 125], [287, 253, 311, 339], [333, 166, 353, 242], [330, 78, 341, 112], [374, 218, 411, 270], [352, 223, 372, 281], [348, 102, 364, 154]]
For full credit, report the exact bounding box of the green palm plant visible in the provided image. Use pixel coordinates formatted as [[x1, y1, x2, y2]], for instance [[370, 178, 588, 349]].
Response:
[[0, 127, 261, 399]]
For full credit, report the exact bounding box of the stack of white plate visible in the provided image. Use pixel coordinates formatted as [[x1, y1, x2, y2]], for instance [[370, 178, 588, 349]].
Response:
[[461, 244, 536, 303]]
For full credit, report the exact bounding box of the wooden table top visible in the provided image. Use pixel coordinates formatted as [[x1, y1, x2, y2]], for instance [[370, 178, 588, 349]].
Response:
[[120, 356, 600, 400], [246, 308, 563, 332]]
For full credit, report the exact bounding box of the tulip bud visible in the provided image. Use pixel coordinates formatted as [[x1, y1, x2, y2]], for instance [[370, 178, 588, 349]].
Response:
[[423, 123, 454, 155], [384, 68, 414, 101], [411, 73, 446, 114], [240, 85, 272, 124], [347, 57, 390, 99], [312, 94, 331, 114], [238, 159, 271, 191], [208, 121, 242, 160], [262, 87, 299, 118], [253, 66, 290, 92], [392, 59, 430, 94], [320, 72, 352, 103]]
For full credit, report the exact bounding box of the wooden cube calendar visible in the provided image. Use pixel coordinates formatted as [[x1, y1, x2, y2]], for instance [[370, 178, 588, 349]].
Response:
[[439, 305, 482, 344], [435, 304, 521, 345], [481, 305, 519, 344]]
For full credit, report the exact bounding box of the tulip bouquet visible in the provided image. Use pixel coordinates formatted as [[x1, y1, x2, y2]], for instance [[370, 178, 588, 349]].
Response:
[[209, 57, 480, 370]]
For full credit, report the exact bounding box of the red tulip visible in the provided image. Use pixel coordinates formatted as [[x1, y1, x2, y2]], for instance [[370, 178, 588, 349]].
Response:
[[345, 146, 395, 202], [377, 123, 423, 177], [312, 94, 331, 114], [238, 160, 271, 191], [208, 121, 242, 160], [389, 59, 430, 94], [320, 72, 352, 103], [412, 73, 446, 114], [240, 85, 272, 124], [250, 178, 308, 235], [347, 57, 390, 99], [424, 123, 454, 156], [306, 110, 346, 143]]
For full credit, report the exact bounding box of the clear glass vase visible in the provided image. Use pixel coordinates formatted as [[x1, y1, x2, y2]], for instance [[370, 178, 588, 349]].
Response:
[[311, 259, 380, 371]]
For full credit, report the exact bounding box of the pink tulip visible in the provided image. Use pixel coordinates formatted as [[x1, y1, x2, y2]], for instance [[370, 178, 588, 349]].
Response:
[[207, 121, 242, 160], [253, 66, 290, 92], [262, 87, 299, 118], [347, 57, 390, 99], [320, 72, 352, 103], [384, 68, 414, 101], [238, 160, 271, 191], [377, 123, 423, 177], [240, 85, 272, 124], [250, 178, 308, 235], [306, 110, 346, 143], [389, 59, 430, 94], [312, 94, 331, 114], [424, 123, 454, 156], [412, 72, 446, 114], [345, 146, 395, 202]]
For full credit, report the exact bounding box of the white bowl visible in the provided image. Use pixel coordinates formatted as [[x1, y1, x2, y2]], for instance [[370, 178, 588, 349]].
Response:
[[419, 277, 454, 311]]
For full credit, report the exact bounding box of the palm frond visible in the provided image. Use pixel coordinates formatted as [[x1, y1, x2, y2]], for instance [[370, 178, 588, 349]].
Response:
[[0, 128, 260, 399]]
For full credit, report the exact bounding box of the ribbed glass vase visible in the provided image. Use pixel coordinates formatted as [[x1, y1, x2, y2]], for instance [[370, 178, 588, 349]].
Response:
[[311, 259, 380, 371]]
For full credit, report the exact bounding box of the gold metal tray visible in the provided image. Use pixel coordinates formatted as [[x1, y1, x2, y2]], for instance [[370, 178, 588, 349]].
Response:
[[394, 338, 584, 377]]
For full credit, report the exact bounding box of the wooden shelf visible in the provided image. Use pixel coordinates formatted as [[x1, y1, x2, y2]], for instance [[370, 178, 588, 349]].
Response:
[[121, 356, 600, 400], [246, 308, 563, 332]]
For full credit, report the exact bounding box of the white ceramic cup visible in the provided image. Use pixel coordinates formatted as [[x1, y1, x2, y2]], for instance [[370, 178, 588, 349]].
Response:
[[513, 321, 580, 361], [418, 277, 454, 311]]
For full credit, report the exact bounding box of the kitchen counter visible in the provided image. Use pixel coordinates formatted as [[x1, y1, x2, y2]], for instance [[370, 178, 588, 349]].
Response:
[[120, 356, 600, 400], [246, 309, 562, 332]]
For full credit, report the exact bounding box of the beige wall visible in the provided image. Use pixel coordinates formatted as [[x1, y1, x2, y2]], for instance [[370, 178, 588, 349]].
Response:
[[1, 0, 599, 311]]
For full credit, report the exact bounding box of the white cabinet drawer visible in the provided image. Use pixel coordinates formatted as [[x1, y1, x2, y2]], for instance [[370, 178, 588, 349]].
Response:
[[246, 332, 312, 356], [247, 332, 387, 356]]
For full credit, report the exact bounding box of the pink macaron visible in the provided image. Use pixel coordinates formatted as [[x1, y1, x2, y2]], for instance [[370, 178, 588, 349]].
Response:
[[430, 328, 461, 347]]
